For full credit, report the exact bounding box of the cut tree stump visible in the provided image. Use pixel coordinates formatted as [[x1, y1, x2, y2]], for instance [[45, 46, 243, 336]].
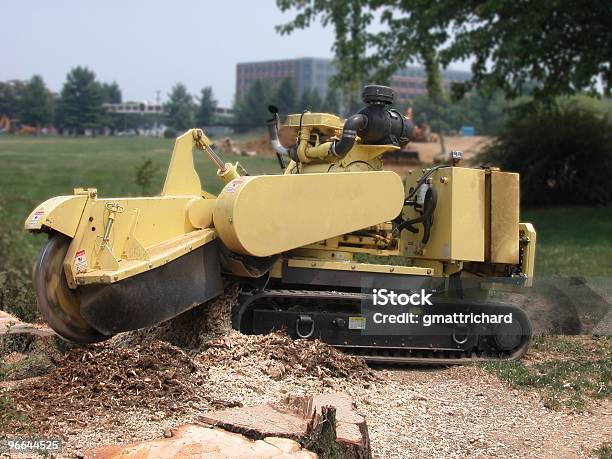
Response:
[[85, 424, 316, 458], [0, 311, 64, 381], [202, 392, 371, 459], [0, 311, 55, 339], [85, 393, 370, 459]]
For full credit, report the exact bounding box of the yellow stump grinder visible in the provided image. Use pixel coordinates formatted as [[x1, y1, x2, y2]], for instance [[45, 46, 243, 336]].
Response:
[[25, 85, 536, 363]]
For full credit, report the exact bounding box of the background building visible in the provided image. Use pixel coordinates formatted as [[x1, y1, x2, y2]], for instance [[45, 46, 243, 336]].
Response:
[[236, 57, 336, 101], [391, 66, 471, 102], [236, 57, 471, 105], [103, 101, 163, 114]]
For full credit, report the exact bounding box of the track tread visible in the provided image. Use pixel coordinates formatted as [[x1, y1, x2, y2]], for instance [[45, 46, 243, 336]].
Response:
[[237, 288, 532, 364]]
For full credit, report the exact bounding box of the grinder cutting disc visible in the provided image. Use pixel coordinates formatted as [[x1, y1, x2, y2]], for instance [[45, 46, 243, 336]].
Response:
[[33, 234, 109, 344]]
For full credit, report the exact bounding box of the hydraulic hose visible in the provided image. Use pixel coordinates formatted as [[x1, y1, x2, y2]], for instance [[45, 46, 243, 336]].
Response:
[[394, 185, 438, 244], [331, 114, 368, 157]]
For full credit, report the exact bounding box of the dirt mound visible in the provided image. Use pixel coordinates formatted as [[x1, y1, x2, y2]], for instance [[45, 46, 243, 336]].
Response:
[[235, 135, 276, 156], [199, 331, 375, 382], [7, 341, 201, 433]]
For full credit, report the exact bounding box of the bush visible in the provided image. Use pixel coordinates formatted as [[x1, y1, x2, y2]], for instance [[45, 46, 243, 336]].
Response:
[[0, 202, 38, 322], [479, 97, 612, 206], [0, 235, 38, 322], [134, 159, 159, 195], [163, 127, 177, 139]]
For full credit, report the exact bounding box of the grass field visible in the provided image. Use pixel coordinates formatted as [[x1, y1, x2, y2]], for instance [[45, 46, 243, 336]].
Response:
[[0, 135, 611, 319], [522, 207, 612, 277]]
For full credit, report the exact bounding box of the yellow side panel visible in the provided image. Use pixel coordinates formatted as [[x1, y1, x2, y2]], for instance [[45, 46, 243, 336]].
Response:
[[519, 222, 537, 285], [213, 171, 405, 257], [76, 229, 217, 285], [161, 129, 202, 196], [403, 167, 485, 262], [63, 196, 201, 284], [24, 195, 87, 237], [488, 171, 520, 264], [73, 197, 198, 259], [451, 169, 485, 261]]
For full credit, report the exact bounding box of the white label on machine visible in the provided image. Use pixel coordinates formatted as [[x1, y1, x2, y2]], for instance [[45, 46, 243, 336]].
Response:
[[224, 177, 246, 193], [75, 249, 88, 273], [442, 243, 450, 259], [27, 209, 45, 228], [348, 316, 366, 330]]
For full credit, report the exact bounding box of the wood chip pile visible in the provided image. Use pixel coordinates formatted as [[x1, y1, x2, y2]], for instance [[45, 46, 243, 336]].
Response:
[[7, 341, 200, 433], [3, 287, 375, 439], [198, 331, 375, 382]]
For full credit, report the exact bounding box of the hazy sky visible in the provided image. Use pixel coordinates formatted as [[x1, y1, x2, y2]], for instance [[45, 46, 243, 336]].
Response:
[[2, 1, 469, 107]]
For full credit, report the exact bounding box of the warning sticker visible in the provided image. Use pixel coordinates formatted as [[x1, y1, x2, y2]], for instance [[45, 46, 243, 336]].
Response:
[[75, 249, 88, 273], [26, 209, 45, 228], [348, 316, 366, 330], [224, 177, 246, 193]]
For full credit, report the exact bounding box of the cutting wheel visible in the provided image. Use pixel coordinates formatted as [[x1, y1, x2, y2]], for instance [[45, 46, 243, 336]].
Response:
[[33, 233, 108, 344]]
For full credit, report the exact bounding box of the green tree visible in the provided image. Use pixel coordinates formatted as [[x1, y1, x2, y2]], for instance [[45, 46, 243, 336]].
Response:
[[322, 88, 340, 114], [298, 89, 312, 111], [100, 82, 123, 134], [310, 89, 323, 112], [421, 50, 447, 153], [101, 82, 122, 104], [379, 1, 610, 101], [0, 81, 25, 118], [272, 77, 298, 114], [277, 0, 376, 111], [233, 79, 273, 131], [164, 83, 194, 132], [465, 92, 508, 134], [19, 75, 53, 129], [195, 86, 217, 127], [409, 91, 507, 135], [55, 67, 105, 134], [278, 1, 612, 102]]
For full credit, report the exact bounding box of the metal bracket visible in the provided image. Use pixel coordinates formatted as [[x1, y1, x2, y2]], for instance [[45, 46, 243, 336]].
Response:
[[295, 315, 315, 339]]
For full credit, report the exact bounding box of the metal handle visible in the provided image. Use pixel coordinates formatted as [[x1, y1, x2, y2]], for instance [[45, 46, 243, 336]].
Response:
[[295, 315, 315, 339], [452, 325, 470, 345]]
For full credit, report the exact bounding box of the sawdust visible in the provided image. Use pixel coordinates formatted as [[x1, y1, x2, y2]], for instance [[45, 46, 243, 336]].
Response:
[[198, 331, 376, 383], [117, 284, 239, 349], [351, 366, 612, 459]]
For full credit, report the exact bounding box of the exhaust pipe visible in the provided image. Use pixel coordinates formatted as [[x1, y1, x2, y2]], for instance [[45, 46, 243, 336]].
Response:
[[267, 106, 288, 170]]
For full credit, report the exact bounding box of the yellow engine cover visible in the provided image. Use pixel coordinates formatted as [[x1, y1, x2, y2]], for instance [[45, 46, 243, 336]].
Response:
[[213, 171, 405, 257]]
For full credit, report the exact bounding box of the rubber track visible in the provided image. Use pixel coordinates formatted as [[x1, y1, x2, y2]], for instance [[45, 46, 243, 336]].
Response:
[[239, 289, 532, 365]]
